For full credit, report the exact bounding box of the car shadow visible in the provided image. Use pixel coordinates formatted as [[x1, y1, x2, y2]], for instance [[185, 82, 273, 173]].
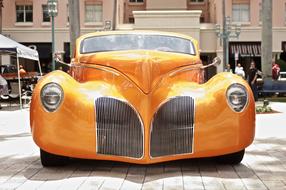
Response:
[[0, 138, 285, 187], [0, 132, 31, 142], [14, 155, 255, 182]]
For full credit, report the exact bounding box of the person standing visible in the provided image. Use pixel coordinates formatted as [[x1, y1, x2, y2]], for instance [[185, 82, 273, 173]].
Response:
[[19, 65, 26, 75], [235, 63, 245, 78], [272, 61, 280, 80], [224, 64, 233, 73], [247, 61, 259, 101]]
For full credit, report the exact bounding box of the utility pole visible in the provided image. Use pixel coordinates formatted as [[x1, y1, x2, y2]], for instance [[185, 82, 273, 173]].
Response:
[[48, 0, 58, 71], [222, 0, 227, 70], [261, 0, 272, 78], [68, 0, 80, 58]]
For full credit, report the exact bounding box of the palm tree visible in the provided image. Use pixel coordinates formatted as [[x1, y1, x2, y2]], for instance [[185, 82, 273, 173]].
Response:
[[0, 0, 3, 34], [261, 0, 272, 78], [68, 0, 80, 58]]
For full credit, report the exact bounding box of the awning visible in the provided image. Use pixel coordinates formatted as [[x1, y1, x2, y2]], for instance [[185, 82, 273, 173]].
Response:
[[0, 34, 39, 61], [230, 43, 261, 57]]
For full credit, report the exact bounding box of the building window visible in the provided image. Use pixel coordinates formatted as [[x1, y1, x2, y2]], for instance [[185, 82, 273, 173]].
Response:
[[85, 3, 103, 23], [16, 5, 33, 22], [129, 0, 144, 2], [190, 0, 204, 3], [232, 4, 250, 22], [42, 5, 50, 22]]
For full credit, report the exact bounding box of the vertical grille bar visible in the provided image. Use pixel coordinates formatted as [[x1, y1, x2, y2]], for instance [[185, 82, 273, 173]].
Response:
[[150, 96, 194, 157], [95, 97, 143, 158]]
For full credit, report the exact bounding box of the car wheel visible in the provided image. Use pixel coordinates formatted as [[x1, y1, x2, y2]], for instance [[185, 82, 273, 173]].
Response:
[[40, 149, 69, 167], [215, 149, 245, 165]]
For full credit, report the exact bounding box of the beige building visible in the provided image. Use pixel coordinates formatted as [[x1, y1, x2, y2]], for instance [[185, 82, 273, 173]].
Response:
[[2, 0, 286, 74], [2, 0, 115, 71], [120, 0, 286, 74]]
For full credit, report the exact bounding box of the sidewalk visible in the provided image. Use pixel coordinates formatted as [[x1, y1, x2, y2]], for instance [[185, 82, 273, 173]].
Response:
[[0, 103, 286, 190]]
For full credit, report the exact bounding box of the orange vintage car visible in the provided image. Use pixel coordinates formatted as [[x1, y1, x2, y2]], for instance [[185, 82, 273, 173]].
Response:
[[30, 31, 255, 166]]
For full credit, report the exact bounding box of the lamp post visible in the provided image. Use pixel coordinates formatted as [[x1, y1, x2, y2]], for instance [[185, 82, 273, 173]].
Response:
[[47, 0, 58, 71], [215, 17, 241, 71]]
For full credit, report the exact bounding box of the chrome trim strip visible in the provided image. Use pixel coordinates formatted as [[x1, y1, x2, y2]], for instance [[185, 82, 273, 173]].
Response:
[[73, 63, 120, 76], [168, 66, 201, 77]]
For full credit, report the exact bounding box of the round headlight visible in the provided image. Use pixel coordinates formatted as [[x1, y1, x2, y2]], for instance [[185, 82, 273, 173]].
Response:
[[226, 83, 248, 112], [40, 83, 64, 112]]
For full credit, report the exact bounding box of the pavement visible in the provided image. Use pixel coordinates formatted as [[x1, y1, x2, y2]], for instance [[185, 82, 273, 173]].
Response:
[[0, 102, 286, 190]]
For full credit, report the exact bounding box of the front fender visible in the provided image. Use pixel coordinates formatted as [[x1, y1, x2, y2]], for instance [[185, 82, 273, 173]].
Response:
[[150, 72, 255, 158], [30, 71, 113, 158], [195, 72, 255, 156]]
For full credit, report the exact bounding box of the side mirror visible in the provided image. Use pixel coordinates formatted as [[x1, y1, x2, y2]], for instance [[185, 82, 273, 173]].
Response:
[[200, 57, 221, 69], [212, 57, 221, 66]]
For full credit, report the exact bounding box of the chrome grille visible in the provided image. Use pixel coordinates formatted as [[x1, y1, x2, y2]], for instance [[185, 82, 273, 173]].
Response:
[[95, 97, 143, 158], [150, 96, 194, 157]]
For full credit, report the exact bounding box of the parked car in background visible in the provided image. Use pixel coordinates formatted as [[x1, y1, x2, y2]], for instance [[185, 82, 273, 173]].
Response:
[[280, 71, 286, 80], [30, 31, 256, 166]]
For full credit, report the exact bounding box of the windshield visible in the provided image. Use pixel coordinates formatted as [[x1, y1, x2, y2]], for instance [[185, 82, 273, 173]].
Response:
[[81, 34, 196, 55]]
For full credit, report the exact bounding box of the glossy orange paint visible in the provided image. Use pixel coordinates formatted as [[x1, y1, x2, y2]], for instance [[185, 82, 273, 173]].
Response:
[[30, 31, 255, 164]]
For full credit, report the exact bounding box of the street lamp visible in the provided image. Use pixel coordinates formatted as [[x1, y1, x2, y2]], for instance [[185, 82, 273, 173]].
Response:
[[215, 16, 241, 71], [47, 0, 58, 71]]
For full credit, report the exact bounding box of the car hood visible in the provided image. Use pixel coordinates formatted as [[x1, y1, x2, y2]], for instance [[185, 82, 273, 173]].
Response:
[[78, 50, 201, 94]]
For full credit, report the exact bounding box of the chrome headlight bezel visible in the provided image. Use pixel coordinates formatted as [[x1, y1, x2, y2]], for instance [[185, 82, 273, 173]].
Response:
[[40, 82, 64, 112], [226, 83, 248, 112]]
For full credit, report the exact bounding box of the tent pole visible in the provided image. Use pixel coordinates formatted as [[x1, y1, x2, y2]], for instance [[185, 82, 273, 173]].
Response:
[[16, 54, 22, 109]]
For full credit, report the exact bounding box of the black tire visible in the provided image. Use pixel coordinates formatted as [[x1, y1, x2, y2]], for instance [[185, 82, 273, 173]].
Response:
[[40, 149, 69, 167], [215, 149, 245, 165]]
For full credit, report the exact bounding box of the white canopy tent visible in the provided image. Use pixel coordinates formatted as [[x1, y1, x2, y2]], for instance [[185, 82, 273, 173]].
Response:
[[0, 34, 42, 108]]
